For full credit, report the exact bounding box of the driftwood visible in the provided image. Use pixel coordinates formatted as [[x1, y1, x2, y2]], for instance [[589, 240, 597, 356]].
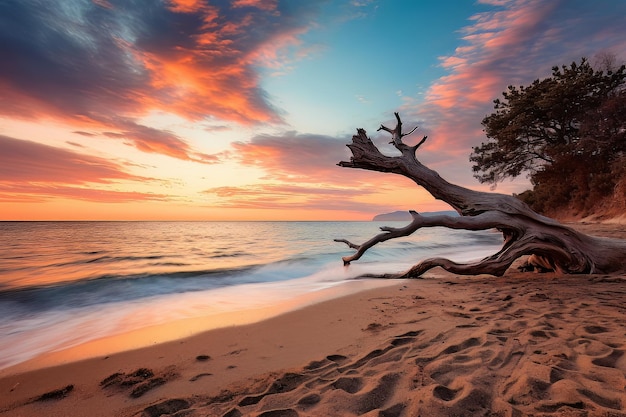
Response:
[[335, 113, 626, 278]]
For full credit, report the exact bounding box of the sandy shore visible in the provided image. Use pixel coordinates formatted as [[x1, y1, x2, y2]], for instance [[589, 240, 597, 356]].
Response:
[[1, 223, 625, 417]]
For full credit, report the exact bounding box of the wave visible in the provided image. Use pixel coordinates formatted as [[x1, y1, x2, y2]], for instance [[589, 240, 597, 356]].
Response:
[[0, 222, 506, 370], [0, 229, 503, 305], [0, 266, 255, 314]]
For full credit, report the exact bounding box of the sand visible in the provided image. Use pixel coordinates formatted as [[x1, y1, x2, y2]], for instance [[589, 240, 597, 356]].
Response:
[[1, 223, 625, 417]]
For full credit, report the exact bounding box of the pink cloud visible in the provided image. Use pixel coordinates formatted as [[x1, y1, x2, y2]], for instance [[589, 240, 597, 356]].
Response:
[[203, 183, 394, 213], [0, 1, 319, 159], [0, 184, 167, 204], [0, 135, 146, 184], [166, 0, 208, 13], [230, 132, 351, 183], [99, 118, 220, 164], [219, 131, 443, 213], [0, 135, 168, 203], [232, 0, 278, 12], [230, 131, 413, 189], [401, 0, 626, 190]]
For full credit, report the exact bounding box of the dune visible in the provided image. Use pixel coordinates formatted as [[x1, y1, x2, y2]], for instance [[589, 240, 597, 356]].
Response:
[[1, 223, 625, 417]]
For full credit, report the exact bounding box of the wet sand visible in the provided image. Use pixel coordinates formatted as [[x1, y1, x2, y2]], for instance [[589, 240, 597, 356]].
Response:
[[1, 223, 625, 417]]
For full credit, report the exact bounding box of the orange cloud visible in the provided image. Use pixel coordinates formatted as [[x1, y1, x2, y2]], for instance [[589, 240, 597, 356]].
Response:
[[232, 0, 278, 12], [401, 0, 626, 192], [100, 118, 220, 163], [423, 0, 562, 114], [0, 184, 167, 204], [0, 1, 318, 159], [218, 131, 445, 215], [0, 135, 167, 203], [230, 132, 350, 183], [166, 0, 207, 13], [203, 183, 403, 213]]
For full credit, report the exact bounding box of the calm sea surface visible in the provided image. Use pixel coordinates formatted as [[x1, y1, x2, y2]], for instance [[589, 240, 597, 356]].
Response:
[[0, 221, 502, 369]]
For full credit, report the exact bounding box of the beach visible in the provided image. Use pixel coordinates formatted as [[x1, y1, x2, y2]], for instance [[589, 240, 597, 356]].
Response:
[[1, 223, 626, 416]]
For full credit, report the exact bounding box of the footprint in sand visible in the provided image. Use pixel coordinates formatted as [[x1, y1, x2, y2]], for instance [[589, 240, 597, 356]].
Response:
[[350, 372, 401, 415], [591, 349, 624, 368], [549, 367, 566, 383], [100, 367, 174, 398], [189, 373, 213, 382], [256, 409, 299, 417], [326, 354, 348, 363], [296, 393, 321, 407], [238, 372, 308, 407], [433, 385, 459, 401], [33, 385, 74, 402], [331, 376, 363, 394], [584, 325, 609, 334], [142, 399, 190, 417], [530, 329, 551, 339], [378, 403, 406, 417], [303, 354, 348, 378], [441, 337, 481, 355], [577, 388, 622, 410]]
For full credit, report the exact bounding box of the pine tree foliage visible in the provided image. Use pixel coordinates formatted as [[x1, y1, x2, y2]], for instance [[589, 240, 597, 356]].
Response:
[[470, 58, 626, 216]]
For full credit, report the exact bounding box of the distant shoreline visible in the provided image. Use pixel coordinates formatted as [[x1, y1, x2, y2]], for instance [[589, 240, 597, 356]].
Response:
[[372, 210, 459, 222]]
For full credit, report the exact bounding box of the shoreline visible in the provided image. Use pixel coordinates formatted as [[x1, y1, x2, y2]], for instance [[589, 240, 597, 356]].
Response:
[[3, 271, 626, 416], [1, 223, 625, 416], [0, 278, 397, 376], [0, 279, 413, 416]]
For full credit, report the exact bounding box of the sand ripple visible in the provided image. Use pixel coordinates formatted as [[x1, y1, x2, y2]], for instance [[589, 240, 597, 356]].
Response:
[[129, 273, 626, 417]]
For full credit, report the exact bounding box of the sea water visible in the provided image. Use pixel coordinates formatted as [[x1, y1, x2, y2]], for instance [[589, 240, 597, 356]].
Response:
[[0, 221, 503, 369]]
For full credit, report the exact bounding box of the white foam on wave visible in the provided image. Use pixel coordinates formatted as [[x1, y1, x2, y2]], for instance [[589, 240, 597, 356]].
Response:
[[0, 226, 503, 372], [0, 262, 401, 371]]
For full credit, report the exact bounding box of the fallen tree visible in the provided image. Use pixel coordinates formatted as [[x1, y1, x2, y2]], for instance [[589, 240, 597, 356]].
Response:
[[335, 113, 626, 278]]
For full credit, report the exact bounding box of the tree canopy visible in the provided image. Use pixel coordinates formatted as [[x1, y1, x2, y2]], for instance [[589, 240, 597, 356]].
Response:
[[470, 57, 626, 218]]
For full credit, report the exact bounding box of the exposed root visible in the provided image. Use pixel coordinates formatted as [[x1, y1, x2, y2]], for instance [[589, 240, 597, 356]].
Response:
[[336, 114, 626, 278]]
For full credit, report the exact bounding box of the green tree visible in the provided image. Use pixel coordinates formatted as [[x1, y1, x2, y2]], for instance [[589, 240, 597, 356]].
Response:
[[471, 57, 626, 215]]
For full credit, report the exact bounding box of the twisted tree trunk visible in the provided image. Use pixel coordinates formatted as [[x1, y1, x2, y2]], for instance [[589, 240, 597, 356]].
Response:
[[335, 113, 626, 278]]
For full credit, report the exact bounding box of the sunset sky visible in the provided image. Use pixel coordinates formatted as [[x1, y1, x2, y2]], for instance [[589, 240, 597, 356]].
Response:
[[1, 0, 625, 221]]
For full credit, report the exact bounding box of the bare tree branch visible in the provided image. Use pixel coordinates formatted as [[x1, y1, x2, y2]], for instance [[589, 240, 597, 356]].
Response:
[[337, 113, 626, 278]]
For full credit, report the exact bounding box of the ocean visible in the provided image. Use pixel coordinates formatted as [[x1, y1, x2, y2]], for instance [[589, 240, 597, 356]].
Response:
[[0, 221, 503, 370]]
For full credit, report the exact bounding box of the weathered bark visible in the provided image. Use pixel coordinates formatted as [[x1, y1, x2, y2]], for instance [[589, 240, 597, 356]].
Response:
[[336, 113, 626, 278]]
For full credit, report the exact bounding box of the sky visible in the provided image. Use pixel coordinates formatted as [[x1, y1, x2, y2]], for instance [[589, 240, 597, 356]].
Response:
[[1, 0, 625, 221]]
